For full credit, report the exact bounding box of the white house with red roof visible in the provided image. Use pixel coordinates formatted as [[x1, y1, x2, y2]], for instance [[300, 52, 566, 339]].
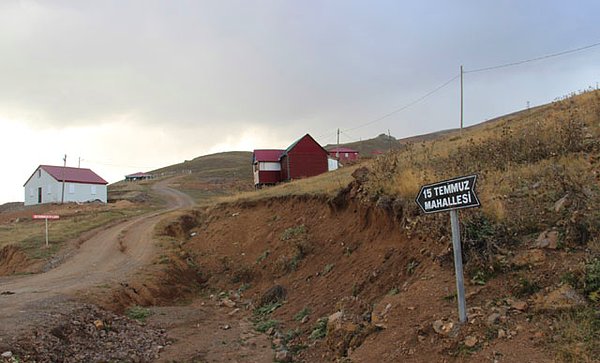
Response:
[[23, 165, 108, 206]]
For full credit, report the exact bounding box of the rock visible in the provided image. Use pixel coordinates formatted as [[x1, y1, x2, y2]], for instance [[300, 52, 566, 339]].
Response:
[[94, 320, 105, 330], [1, 351, 13, 358], [265, 327, 275, 336], [221, 324, 231, 330], [259, 285, 287, 306], [301, 315, 309, 324], [228, 308, 240, 316], [511, 300, 528, 311], [534, 230, 559, 249], [328, 311, 343, 329], [351, 167, 370, 183], [275, 349, 292, 362], [486, 313, 501, 326], [221, 299, 236, 308], [464, 336, 478, 348], [432, 319, 457, 336], [553, 194, 571, 212], [534, 284, 587, 311], [498, 329, 507, 339], [512, 249, 546, 267]]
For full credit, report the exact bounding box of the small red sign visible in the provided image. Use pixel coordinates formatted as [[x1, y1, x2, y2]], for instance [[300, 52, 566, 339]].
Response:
[[32, 215, 60, 220]]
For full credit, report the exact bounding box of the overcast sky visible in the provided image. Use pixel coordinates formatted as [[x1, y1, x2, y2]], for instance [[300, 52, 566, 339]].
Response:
[[1, 0, 599, 204]]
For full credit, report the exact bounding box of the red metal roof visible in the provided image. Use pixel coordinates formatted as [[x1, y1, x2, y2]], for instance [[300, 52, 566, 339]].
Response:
[[328, 147, 359, 153], [253, 149, 284, 162], [40, 165, 108, 185]]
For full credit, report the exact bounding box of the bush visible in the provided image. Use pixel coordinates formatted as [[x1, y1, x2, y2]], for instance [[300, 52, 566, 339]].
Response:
[[584, 258, 600, 301], [125, 306, 152, 322]]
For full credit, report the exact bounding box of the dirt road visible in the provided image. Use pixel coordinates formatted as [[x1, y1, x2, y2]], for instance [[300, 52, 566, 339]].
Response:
[[0, 179, 194, 338]]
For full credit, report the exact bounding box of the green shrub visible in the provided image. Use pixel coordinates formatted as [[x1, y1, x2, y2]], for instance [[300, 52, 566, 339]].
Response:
[[584, 258, 600, 301], [309, 317, 328, 340], [294, 307, 311, 321], [125, 306, 152, 321], [280, 225, 307, 241]]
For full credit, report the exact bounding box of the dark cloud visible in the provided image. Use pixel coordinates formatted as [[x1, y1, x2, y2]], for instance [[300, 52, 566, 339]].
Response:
[[1, 1, 599, 138]]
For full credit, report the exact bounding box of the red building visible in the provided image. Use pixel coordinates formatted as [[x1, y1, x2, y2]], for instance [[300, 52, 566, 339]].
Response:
[[252, 134, 329, 187], [328, 147, 360, 163], [252, 149, 284, 186], [280, 134, 329, 181]]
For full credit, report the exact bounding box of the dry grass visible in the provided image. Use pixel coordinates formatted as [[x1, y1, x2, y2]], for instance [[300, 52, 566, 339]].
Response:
[[217, 163, 362, 204], [0, 205, 149, 259]]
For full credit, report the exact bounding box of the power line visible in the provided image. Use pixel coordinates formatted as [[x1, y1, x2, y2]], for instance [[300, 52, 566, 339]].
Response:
[[343, 74, 460, 132], [465, 40, 600, 74]]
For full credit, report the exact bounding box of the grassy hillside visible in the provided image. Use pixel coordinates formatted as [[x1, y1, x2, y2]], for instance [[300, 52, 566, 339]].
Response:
[[152, 151, 252, 177], [325, 133, 400, 156], [152, 151, 254, 204]]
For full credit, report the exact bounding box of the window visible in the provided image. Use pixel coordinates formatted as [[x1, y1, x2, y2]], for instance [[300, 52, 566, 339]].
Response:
[[38, 169, 41, 178], [91, 185, 97, 195], [345, 153, 349, 158], [69, 184, 75, 194]]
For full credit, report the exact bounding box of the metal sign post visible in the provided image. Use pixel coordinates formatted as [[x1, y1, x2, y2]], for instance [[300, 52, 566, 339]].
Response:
[[416, 175, 480, 323], [450, 209, 467, 322], [33, 215, 60, 248]]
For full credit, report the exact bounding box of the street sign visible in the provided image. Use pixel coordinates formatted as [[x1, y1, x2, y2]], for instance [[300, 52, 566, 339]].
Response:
[[33, 215, 60, 220], [415, 174, 480, 324], [415, 174, 480, 214], [32, 215, 60, 247]]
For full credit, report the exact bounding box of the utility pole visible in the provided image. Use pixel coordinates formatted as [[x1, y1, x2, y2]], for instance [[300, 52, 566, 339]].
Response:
[[336, 128, 340, 159], [61, 154, 67, 204], [78, 157, 81, 168], [388, 129, 391, 151], [460, 65, 464, 131]]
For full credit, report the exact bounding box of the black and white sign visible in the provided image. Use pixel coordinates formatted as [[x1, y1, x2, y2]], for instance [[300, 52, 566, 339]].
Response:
[[415, 174, 480, 214]]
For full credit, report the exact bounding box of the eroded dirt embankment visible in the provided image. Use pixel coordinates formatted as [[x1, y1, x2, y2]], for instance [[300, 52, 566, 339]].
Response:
[[168, 191, 564, 362]]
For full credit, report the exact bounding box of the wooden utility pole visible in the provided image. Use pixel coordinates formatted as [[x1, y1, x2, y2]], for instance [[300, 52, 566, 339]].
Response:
[[336, 128, 340, 159], [460, 65, 464, 131], [61, 154, 67, 204]]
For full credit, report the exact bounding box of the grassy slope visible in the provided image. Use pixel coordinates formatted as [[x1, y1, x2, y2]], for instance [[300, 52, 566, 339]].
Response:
[[150, 151, 254, 205], [324, 133, 400, 156]]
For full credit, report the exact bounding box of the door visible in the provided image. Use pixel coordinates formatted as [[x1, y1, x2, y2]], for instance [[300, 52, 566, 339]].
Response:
[[38, 187, 42, 204]]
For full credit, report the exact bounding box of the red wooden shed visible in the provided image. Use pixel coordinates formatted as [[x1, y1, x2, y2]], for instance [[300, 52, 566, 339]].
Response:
[[280, 134, 328, 181], [328, 147, 360, 163]]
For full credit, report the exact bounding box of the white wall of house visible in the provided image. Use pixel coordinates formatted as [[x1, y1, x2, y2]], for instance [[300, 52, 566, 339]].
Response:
[[24, 167, 107, 206], [328, 158, 339, 171]]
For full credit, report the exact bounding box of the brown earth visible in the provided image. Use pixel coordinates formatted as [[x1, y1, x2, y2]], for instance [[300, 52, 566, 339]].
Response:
[[169, 191, 593, 362]]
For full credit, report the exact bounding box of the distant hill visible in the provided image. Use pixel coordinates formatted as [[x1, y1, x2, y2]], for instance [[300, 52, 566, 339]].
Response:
[[324, 133, 400, 157], [149, 151, 254, 204], [152, 151, 252, 179]]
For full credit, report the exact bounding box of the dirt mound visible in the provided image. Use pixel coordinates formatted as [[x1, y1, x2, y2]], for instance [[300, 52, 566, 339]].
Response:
[[158, 211, 201, 240], [7, 303, 166, 363], [0, 245, 41, 276]]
